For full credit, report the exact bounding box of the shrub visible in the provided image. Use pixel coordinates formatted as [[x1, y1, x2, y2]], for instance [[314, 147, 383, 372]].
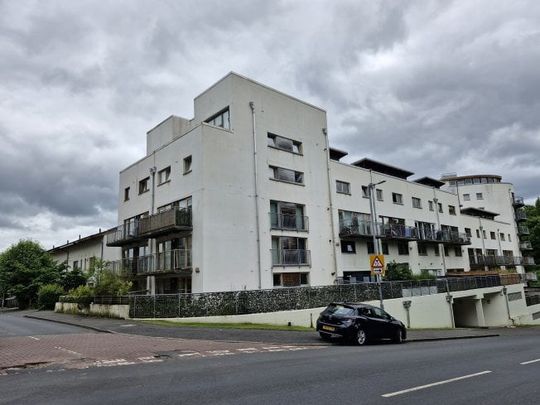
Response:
[[93, 270, 132, 296], [37, 284, 65, 310], [384, 262, 413, 281]]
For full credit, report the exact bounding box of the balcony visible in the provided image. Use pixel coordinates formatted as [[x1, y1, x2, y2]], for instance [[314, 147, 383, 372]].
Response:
[[271, 249, 311, 266], [339, 219, 375, 239], [520, 241, 533, 250], [139, 208, 192, 238], [418, 229, 471, 245], [522, 257, 536, 266], [270, 213, 309, 232], [378, 223, 418, 241], [513, 196, 525, 207], [515, 210, 528, 222], [469, 255, 521, 268], [518, 225, 530, 235], [107, 249, 192, 276], [106, 223, 140, 247]]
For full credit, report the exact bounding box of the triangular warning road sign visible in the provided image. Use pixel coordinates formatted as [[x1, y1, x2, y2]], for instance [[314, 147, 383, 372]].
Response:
[[372, 257, 383, 268]]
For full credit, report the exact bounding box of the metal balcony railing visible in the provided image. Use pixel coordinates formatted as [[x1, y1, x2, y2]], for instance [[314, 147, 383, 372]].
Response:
[[106, 222, 140, 246], [339, 219, 375, 238], [520, 241, 533, 250], [417, 229, 471, 245], [271, 249, 311, 266], [270, 213, 309, 231], [378, 223, 418, 241], [469, 255, 522, 268], [107, 249, 192, 276], [139, 208, 192, 237], [516, 210, 528, 221], [513, 196, 525, 207], [518, 225, 530, 235]]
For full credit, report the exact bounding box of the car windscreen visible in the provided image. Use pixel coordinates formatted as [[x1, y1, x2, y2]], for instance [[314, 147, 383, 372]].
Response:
[[325, 304, 355, 316]]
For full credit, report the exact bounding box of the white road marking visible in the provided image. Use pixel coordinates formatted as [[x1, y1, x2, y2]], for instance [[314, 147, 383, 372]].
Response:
[[520, 358, 540, 365], [27, 336, 40, 341], [54, 346, 82, 356], [138, 356, 163, 363], [177, 352, 203, 358], [206, 350, 233, 356], [381, 370, 492, 398]]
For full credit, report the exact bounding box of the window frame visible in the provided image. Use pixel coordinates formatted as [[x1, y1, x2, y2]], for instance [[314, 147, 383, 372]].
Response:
[[183, 156, 192, 174], [139, 177, 150, 195], [270, 166, 304, 185], [336, 180, 351, 195], [392, 192, 403, 205], [157, 166, 171, 185], [267, 133, 303, 155]]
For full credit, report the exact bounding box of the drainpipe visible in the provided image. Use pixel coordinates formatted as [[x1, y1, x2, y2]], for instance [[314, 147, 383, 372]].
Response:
[[479, 217, 487, 271], [149, 166, 157, 295], [322, 128, 339, 284], [502, 286, 514, 326], [249, 102, 262, 289], [433, 191, 446, 276]]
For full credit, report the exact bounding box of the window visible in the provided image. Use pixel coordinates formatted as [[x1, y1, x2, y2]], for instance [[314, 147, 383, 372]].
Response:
[[341, 241, 356, 254], [454, 247, 462, 257], [392, 193, 403, 205], [444, 246, 449, 256], [418, 243, 428, 256], [183, 156, 192, 174], [397, 242, 409, 255], [490, 231, 496, 240], [72, 260, 79, 270], [476, 192, 483, 200], [367, 241, 375, 254], [412, 197, 422, 209], [267, 133, 302, 154], [124, 187, 130, 201], [205, 107, 230, 129], [139, 177, 150, 194], [434, 246, 440, 256], [336, 180, 350, 194], [376, 189, 383, 201], [438, 203, 443, 213], [158, 196, 192, 213], [476, 229, 481, 238], [428, 201, 434, 211], [270, 166, 304, 185], [273, 273, 309, 287], [483, 230, 487, 239], [270, 201, 307, 231], [158, 166, 171, 185], [381, 242, 389, 255], [362, 186, 369, 198], [500, 233, 505, 241], [508, 234, 512, 242], [271, 237, 309, 266], [463, 194, 470, 201], [448, 205, 456, 215]]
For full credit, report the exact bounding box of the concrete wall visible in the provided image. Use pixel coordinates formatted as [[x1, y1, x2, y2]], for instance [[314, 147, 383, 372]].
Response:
[[55, 302, 130, 319]]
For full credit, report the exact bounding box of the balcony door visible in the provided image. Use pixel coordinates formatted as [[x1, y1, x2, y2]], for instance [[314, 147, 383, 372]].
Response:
[[270, 201, 305, 230]]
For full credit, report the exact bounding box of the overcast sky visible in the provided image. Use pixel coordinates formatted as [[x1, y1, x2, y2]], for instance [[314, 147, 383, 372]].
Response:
[[1, 0, 539, 251]]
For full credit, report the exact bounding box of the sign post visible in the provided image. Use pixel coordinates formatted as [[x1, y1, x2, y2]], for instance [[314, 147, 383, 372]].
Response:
[[370, 254, 385, 309]]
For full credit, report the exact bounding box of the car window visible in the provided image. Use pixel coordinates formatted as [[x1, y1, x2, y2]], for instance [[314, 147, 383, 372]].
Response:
[[358, 307, 371, 317], [326, 304, 355, 316], [371, 307, 388, 319]]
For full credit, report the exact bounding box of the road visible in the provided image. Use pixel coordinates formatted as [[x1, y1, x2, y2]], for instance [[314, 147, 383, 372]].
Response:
[[0, 314, 538, 404], [0, 311, 90, 337]]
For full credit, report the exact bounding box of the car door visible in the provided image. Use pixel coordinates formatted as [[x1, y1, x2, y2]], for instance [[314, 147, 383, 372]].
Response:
[[358, 307, 384, 339], [370, 307, 394, 339]]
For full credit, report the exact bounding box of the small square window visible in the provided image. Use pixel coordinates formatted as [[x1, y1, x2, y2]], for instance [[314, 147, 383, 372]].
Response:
[[463, 194, 470, 201], [376, 189, 383, 201], [448, 205, 456, 215], [412, 197, 422, 209], [476, 193, 483, 200], [438, 203, 443, 213], [428, 201, 434, 211], [500, 233, 505, 241], [341, 241, 356, 254], [490, 231, 496, 240], [392, 193, 403, 205], [362, 186, 369, 198], [336, 181, 350, 194], [124, 187, 130, 201], [397, 242, 409, 255], [184, 156, 192, 174], [418, 243, 427, 256], [454, 247, 463, 257], [476, 229, 481, 238], [465, 228, 472, 237]]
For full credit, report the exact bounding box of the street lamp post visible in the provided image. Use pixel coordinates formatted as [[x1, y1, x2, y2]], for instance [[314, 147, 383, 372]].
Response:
[[368, 180, 386, 309]]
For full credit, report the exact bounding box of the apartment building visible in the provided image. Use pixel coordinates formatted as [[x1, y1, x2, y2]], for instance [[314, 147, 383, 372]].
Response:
[[102, 72, 534, 294]]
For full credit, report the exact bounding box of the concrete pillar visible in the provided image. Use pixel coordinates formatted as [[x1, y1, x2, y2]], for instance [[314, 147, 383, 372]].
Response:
[[475, 299, 486, 327], [147, 276, 156, 295]]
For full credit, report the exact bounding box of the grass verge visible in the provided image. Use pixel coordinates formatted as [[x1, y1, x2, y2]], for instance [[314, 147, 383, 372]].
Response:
[[140, 320, 313, 331]]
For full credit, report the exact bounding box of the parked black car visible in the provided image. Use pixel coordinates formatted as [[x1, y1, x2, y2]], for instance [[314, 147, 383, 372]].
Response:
[[316, 303, 406, 345]]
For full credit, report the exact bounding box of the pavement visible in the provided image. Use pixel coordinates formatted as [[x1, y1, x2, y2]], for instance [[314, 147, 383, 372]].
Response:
[[23, 310, 501, 344]]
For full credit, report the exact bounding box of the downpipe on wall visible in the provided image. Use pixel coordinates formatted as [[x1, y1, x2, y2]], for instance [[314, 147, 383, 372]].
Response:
[[250, 102, 263, 289]]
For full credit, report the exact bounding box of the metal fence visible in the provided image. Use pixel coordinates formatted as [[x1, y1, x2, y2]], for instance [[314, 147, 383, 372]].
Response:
[[526, 295, 540, 307], [127, 274, 525, 318], [59, 296, 130, 305]]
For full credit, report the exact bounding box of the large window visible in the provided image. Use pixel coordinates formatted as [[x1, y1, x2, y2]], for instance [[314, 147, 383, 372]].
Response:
[[271, 237, 309, 266], [157, 196, 192, 213], [269, 166, 304, 185], [336, 180, 350, 194], [267, 133, 302, 154], [270, 200, 307, 231], [205, 107, 230, 129]]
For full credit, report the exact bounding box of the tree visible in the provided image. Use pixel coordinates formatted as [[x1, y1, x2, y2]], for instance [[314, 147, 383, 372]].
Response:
[[384, 262, 414, 281], [524, 199, 540, 271], [0, 240, 62, 308]]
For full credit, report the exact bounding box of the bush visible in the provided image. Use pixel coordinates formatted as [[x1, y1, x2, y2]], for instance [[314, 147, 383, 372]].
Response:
[[37, 284, 65, 310], [384, 262, 413, 281], [93, 270, 131, 296]]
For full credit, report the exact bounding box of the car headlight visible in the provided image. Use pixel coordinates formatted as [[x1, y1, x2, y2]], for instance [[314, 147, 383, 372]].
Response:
[[342, 319, 353, 327]]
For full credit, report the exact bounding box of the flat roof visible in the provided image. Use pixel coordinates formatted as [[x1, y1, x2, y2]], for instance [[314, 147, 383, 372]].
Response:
[[48, 229, 112, 253], [352, 158, 414, 180], [460, 207, 499, 220], [414, 177, 445, 189], [329, 147, 348, 161], [441, 174, 502, 182]]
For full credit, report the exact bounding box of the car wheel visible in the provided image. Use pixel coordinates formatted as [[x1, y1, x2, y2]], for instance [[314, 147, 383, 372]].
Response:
[[392, 329, 403, 344], [355, 328, 368, 345], [319, 332, 332, 342]]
